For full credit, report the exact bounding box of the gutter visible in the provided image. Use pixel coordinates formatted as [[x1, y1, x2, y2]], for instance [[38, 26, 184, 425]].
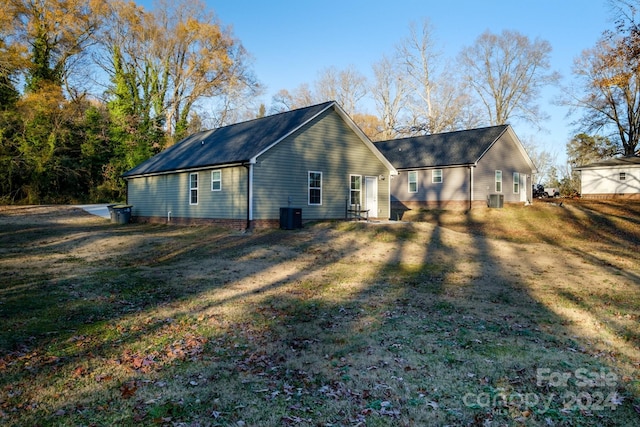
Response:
[[243, 160, 255, 230]]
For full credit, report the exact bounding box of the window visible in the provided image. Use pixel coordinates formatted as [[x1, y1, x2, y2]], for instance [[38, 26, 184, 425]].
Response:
[[211, 170, 221, 191], [308, 171, 322, 205], [408, 171, 418, 193], [432, 169, 443, 183], [189, 173, 198, 205], [620, 172, 626, 180], [350, 175, 361, 206], [495, 170, 502, 192], [513, 172, 520, 193]]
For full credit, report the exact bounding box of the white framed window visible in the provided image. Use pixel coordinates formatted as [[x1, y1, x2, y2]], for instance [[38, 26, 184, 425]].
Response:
[[513, 172, 520, 193], [211, 170, 221, 191], [408, 171, 418, 193], [620, 172, 626, 180], [350, 175, 361, 206], [189, 173, 198, 205], [432, 169, 443, 184], [495, 170, 502, 192], [308, 171, 322, 205]]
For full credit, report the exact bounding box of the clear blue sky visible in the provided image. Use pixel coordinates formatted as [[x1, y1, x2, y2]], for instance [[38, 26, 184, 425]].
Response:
[[144, 0, 614, 165]]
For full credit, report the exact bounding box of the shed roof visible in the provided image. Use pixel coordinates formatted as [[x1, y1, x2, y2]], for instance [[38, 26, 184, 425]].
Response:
[[574, 156, 640, 170], [374, 125, 510, 169], [123, 101, 338, 178]]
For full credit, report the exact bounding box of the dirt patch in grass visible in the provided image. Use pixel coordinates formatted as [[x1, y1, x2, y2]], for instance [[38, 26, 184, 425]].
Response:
[[0, 203, 639, 426]]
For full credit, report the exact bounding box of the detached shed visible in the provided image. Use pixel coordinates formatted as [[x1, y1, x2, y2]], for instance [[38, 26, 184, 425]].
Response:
[[574, 156, 640, 199], [122, 102, 397, 229]]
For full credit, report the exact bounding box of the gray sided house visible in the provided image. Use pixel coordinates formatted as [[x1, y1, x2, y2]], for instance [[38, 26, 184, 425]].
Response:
[[122, 101, 397, 229], [375, 125, 537, 211], [574, 156, 640, 199]]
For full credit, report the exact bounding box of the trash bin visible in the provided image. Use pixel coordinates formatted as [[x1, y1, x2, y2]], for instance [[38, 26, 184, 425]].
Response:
[[112, 204, 132, 224], [107, 204, 117, 222]]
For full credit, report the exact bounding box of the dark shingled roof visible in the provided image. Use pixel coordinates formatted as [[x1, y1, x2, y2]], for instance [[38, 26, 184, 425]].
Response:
[[574, 156, 640, 170], [123, 101, 335, 177], [374, 125, 510, 169]]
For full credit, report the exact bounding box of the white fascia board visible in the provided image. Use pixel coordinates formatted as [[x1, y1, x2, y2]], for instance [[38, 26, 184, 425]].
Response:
[[248, 102, 398, 176], [506, 125, 538, 174], [331, 104, 398, 176], [474, 128, 504, 165], [249, 103, 337, 164], [475, 125, 537, 174]]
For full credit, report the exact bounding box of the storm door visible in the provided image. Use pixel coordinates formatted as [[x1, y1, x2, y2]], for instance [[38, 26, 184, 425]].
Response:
[[364, 176, 378, 217]]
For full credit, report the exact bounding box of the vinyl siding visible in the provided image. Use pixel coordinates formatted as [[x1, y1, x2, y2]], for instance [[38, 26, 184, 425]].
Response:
[[391, 167, 470, 203], [581, 166, 640, 195], [127, 107, 392, 223], [473, 135, 533, 202], [389, 133, 534, 205], [253, 109, 390, 220], [128, 166, 248, 219]]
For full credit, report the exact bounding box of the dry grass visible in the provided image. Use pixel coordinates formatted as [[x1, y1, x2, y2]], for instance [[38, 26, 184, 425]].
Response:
[[0, 201, 639, 426]]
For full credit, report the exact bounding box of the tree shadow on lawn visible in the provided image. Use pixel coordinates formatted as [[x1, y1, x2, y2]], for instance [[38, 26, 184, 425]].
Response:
[[507, 201, 640, 357], [457, 202, 640, 417], [0, 207, 638, 426]]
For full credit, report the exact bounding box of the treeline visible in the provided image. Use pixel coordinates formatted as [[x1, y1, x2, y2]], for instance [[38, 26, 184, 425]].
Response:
[[0, 0, 259, 203], [1, 0, 638, 203]]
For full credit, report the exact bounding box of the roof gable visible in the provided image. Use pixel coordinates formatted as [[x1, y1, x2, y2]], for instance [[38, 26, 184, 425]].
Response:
[[123, 101, 336, 177], [374, 125, 510, 169]]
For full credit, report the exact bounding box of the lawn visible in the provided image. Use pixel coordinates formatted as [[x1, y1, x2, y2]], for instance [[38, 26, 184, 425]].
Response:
[[0, 200, 639, 426]]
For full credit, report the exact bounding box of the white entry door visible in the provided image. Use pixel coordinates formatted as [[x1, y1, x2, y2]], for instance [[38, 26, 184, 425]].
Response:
[[365, 176, 378, 217], [520, 174, 528, 202]]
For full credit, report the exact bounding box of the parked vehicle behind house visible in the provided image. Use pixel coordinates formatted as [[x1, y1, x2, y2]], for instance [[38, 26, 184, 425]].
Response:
[[532, 184, 544, 198], [543, 187, 560, 198]]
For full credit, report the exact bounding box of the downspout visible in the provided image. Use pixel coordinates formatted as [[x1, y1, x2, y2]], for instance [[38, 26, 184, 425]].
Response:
[[468, 166, 472, 211], [244, 161, 255, 230], [387, 173, 392, 219], [125, 178, 129, 206], [166, 175, 171, 223]]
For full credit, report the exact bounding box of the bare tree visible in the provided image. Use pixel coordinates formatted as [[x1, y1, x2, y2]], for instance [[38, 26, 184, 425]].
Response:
[[397, 19, 470, 135], [520, 135, 553, 184], [315, 65, 368, 116], [565, 0, 640, 156], [269, 84, 316, 113], [205, 74, 264, 128], [459, 29, 559, 127], [370, 54, 408, 140]]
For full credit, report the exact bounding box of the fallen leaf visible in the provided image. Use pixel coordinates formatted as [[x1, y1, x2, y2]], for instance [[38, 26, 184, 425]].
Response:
[[120, 381, 138, 399], [95, 374, 112, 382], [73, 366, 87, 377]]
